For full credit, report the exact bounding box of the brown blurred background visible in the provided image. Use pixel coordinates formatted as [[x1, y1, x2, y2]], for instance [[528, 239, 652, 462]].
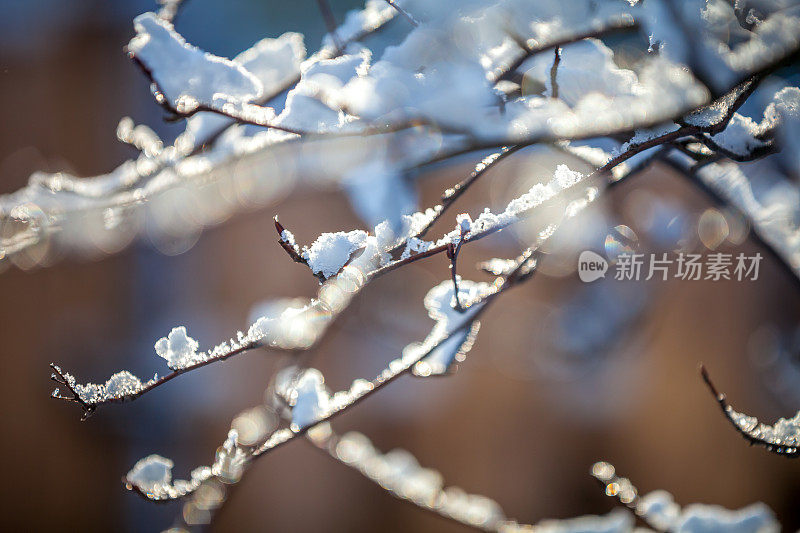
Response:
[[1, 1, 800, 531]]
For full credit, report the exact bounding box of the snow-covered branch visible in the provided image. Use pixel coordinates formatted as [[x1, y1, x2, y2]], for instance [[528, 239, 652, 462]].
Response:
[[592, 461, 779, 532], [3, 0, 799, 270], [20, 0, 800, 529], [700, 365, 800, 458]]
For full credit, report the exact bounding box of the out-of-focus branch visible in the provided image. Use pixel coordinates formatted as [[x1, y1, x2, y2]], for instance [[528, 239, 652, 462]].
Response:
[[307, 426, 522, 532], [316, 0, 343, 52], [550, 47, 561, 99], [494, 20, 639, 84]]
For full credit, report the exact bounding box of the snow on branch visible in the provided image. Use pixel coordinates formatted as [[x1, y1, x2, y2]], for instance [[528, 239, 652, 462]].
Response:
[[123, 283, 497, 503], [50, 90, 721, 417], [21, 0, 800, 529], [700, 365, 800, 458], [591, 461, 780, 532], [308, 427, 506, 530], [3, 0, 799, 270], [309, 426, 637, 532], [128, 13, 264, 112], [125, 429, 245, 501]]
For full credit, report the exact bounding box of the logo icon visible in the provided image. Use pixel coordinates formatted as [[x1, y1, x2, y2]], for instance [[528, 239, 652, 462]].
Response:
[[578, 251, 608, 282]]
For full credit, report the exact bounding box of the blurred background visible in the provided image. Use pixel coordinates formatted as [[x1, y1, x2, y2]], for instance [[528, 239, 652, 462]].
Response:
[[1, 1, 800, 531]]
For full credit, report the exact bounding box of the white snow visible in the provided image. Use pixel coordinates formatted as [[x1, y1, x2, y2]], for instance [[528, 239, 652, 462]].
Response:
[[727, 407, 800, 448], [124, 430, 246, 501], [531, 509, 632, 533], [289, 369, 330, 430], [235, 32, 305, 92], [638, 490, 681, 531], [53, 366, 151, 405], [676, 502, 778, 533], [302, 230, 368, 279], [183, 32, 306, 145], [638, 489, 779, 533], [332, 430, 505, 529], [478, 257, 518, 276], [126, 455, 173, 496], [407, 279, 491, 377], [128, 13, 263, 110], [154, 326, 200, 369], [103, 371, 144, 397]]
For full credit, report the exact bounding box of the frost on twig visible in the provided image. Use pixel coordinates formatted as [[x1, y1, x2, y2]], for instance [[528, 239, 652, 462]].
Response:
[[591, 461, 780, 532], [700, 365, 800, 457]]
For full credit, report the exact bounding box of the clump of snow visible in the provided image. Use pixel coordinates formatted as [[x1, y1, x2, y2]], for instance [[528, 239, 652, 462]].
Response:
[[407, 279, 491, 377], [276, 49, 370, 131], [456, 213, 472, 235], [126, 455, 174, 495], [182, 32, 306, 145], [274, 367, 375, 431], [128, 13, 263, 109], [289, 369, 330, 430], [709, 113, 771, 156], [520, 38, 637, 107], [765, 86, 800, 172], [596, 460, 780, 533], [466, 164, 586, 238], [638, 490, 682, 531], [478, 257, 518, 276], [103, 371, 144, 397], [676, 502, 778, 533], [235, 32, 305, 91], [638, 489, 779, 533], [302, 230, 368, 279], [116, 117, 163, 157], [154, 326, 200, 369]]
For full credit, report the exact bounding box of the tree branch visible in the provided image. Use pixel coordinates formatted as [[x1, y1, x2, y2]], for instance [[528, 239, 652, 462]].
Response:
[[699, 364, 799, 458]]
